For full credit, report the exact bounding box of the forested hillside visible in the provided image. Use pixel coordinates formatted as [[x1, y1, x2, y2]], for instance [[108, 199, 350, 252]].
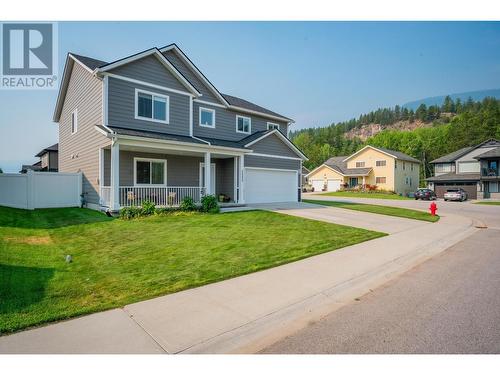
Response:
[[292, 96, 500, 182]]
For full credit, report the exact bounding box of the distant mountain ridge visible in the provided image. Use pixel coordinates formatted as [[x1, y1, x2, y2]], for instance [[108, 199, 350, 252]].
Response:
[[403, 88, 500, 110]]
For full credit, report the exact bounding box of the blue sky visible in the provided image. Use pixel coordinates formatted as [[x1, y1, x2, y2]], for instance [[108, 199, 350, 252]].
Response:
[[1, 21, 500, 172]]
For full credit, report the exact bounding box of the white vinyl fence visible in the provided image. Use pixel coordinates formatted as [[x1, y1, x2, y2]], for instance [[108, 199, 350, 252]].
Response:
[[0, 171, 82, 210]]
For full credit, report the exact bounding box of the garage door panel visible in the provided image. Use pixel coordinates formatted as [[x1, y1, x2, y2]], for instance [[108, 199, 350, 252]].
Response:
[[245, 168, 298, 204], [311, 179, 324, 192], [327, 179, 341, 192], [434, 183, 477, 199]]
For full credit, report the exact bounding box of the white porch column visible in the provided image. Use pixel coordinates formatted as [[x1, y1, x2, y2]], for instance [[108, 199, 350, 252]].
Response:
[[110, 142, 120, 211], [204, 151, 211, 195], [239, 155, 245, 204], [98, 148, 104, 205], [233, 156, 238, 203], [362, 176, 366, 187]]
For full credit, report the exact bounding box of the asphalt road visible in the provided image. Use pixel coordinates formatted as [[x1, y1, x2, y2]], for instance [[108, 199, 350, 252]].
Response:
[[262, 200, 500, 354]]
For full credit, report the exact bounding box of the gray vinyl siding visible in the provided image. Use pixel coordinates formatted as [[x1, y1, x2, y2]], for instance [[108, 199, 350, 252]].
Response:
[[58, 62, 109, 205], [108, 55, 188, 93], [193, 101, 288, 141], [249, 133, 299, 158], [103, 150, 236, 200], [215, 158, 234, 198], [244, 155, 300, 170], [108, 77, 190, 137], [162, 50, 221, 104]]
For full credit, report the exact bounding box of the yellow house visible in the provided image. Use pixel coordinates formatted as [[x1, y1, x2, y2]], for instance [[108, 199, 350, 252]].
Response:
[[306, 145, 420, 196]]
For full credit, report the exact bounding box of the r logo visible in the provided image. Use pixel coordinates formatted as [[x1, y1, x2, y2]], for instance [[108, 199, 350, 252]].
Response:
[[2, 23, 53, 75]]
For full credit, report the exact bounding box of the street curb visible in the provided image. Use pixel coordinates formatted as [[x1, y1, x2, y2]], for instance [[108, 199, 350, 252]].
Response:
[[183, 215, 477, 354]]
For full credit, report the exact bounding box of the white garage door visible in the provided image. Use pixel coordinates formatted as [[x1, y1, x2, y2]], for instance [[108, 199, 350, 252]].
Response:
[[327, 179, 341, 192], [245, 168, 298, 204], [310, 179, 324, 192]]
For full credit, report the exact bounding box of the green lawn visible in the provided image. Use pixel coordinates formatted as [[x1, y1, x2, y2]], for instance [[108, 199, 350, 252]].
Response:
[[474, 201, 500, 205], [0, 206, 385, 334], [304, 199, 439, 222], [316, 191, 411, 200]]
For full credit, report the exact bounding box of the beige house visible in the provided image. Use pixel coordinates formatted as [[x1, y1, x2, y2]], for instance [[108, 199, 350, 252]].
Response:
[[307, 145, 420, 196]]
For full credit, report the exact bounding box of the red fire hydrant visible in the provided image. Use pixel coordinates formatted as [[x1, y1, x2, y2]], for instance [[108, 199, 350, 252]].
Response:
[[430, 201, 437, 216]]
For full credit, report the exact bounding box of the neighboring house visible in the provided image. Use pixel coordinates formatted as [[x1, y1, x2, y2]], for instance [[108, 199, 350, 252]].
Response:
[[307, 145, 420, 196], [53, 44, 307, 210], [427, 139, 500, 199], [301, 166, 310, 186], [20, 143, 59, 173]]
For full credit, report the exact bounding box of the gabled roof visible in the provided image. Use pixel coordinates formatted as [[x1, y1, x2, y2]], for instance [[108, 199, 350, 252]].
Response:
[[430, 146, 474, 164], [306, 156, 372, 178], [222, 94, 292, 122], [54, 44, 294, 124], [241, 129, 308, 160], [70, 53, 107, 70], [35, 143, 58, 157], [343, 145, 420, 163], [160, 43, 230, 107], [96, 48, 201, 97], [474, 147, 500, 159], [431, 139, 500, 164]]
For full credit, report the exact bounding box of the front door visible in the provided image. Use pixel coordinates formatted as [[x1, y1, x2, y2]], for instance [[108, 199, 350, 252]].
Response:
[[349, 177, 358, 188], [200, 163, 216, 195]]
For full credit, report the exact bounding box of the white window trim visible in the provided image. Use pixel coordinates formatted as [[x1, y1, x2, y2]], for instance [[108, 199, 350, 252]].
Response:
[[267, 122, 280, 131], [71, 108, 78, 134], [133, 157, 168, 186], [355, 161, 366, 168], [236, 115, 251, 134], [199, 107, 216, 128], [376, 160, 386, 167], [134, 88, 170, 124]]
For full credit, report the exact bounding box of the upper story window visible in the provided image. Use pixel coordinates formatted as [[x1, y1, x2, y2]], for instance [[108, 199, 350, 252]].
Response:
[[267, 122, 280, 131], [199, 107, 215, 128], [71, 109, 78, 134], [135, 89, 169, 124], [411, 163, 414, 171], [376, 160, 386, 167], [403, 162, 406, 170], [236, 115, 251, 134], [355, 161, 365, 168]]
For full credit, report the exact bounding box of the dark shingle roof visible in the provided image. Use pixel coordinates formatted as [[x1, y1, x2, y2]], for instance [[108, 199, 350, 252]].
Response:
[[222, 94, 291, 121], [474, 147, 500, 159], [105, 126, 207, 145], [371, 146, 421, 163], [70, 53, 108, 70], [324, 156, 372, 176], [430, 146, 474, 164], [35, 143, 58, 157], [426, 172, 480, 182]]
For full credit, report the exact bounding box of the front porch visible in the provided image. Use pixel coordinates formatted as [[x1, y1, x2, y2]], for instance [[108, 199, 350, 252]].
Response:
[[98, 141, 246, 210]]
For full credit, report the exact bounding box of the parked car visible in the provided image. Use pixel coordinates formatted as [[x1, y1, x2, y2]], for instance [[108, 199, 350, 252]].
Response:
[[414, 188, 437, 200], [444, 188, 468, 202], [302, 183, 315, 193]]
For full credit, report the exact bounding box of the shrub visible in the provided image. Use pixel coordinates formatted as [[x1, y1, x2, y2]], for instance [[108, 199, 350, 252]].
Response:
[[155, 206, 177, 216], [179, 196, 197, 211], [119, 206, 142, 220], [141, 200, 156, 216], [200, 194, 220, 213]]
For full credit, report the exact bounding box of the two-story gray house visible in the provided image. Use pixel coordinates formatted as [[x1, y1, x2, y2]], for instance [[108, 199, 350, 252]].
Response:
[[427, 139, 500, 199], [53, 44, 307, 211]]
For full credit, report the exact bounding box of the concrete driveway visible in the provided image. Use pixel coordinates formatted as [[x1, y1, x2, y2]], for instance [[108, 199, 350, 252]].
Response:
[[249, 202, 428, 234]]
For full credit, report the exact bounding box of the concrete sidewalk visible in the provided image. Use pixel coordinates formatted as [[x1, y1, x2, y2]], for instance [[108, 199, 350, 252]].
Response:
[[0, 209, 476, 354]]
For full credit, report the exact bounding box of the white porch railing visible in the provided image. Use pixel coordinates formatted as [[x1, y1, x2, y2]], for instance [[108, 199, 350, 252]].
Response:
[[100, 186, 111, 207], [100, 186, 205, 208]]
